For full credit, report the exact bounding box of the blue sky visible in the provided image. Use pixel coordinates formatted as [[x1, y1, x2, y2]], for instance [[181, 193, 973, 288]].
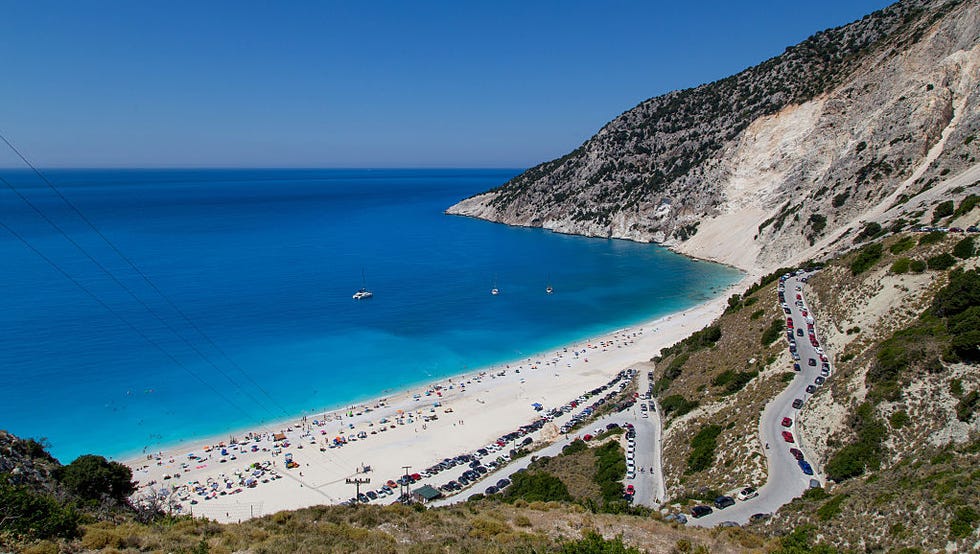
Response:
[[0, 1, 893, 168]]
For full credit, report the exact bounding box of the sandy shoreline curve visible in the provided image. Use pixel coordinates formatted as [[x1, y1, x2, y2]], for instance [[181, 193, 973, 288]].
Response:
[[126, 275, 750, 523]]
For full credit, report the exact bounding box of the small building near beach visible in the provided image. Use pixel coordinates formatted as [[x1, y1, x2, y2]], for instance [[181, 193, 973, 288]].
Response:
[[412, 484, 442, 503]]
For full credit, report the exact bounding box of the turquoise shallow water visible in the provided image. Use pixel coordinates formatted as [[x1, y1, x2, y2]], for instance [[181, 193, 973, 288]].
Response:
[[0, 169, 741, 461]]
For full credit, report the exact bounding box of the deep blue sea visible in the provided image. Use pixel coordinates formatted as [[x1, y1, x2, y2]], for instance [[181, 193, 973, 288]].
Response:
[[0, 169, 741, 462]]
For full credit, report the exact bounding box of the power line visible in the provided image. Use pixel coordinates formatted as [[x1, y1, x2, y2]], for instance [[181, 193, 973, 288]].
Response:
[[0, 131, 289, 416], [0, 135, 360, 482], [0, 173, 285, 421]]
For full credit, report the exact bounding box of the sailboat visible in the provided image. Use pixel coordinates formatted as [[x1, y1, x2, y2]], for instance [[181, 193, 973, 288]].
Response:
[[490, 276, 499, 296], [545, 275, 554, 294], [353, 270, 373, 300]]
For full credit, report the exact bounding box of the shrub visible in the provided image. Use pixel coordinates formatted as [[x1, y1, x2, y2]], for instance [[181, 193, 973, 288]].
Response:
[[889, 410, 910, 429], [56, 454, 135, 503], [949, 506, 979, 539], [560, 531, 642, 554], [660, 395, 698, 417], [504, 472, 571, 503], [750, 309, 765, 320], [762, 317, 784, 345], [953, 236, 976, 259], [889, 236, 916, 254], [816, 494, 848, 521], [850, 243, 883, 275], [954, 194, 980, 217], [826, 403, 886, 482], [687, 425, 722, 473], [947, 306, 980, 361], [933, 269, 980, 317], [0, 476, 82, 540], [890, 257, 911, 274], [910, 259, 927, 272], [927, 253, 957, 270], [919, 231, 946, 246], [594, 441, 626, 503], [855, 222, 882, 242], [956, 391, 979, 422], [723, 371, 758, 394], [932, 200, 955, 223], [562, 439, 588, 455]]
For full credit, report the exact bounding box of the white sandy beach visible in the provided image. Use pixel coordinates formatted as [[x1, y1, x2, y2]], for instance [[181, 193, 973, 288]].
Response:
[[126, 279, 747, 523]]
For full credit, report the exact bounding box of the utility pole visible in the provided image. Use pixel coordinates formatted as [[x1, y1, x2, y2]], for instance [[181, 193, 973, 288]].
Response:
[[346, 477, 371, 505], [400, 465, 412, 501]]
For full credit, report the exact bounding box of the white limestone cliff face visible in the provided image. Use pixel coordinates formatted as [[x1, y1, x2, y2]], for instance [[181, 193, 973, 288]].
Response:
[[447, 0, 980, 272]]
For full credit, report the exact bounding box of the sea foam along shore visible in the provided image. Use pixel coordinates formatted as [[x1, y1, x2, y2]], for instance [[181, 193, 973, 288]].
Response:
[[126, 275, 749, 523]]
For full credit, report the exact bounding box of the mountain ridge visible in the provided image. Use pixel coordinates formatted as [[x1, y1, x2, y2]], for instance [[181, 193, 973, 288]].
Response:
[[447, 0, 980, 272]]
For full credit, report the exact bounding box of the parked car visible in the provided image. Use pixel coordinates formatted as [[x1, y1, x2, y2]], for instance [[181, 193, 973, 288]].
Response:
[[806, 385, 817, 394], [798, 460, 814, 475], [781, 417, 793, 427], [782, 431, 795, 443], [792, 398, 804, 409], [737, 486, 758, 501], [714, 495, 735, 509], [815, 376, 826, 385], [796, 328, 804, 337], [749, 513, 772, 523], [789, 448, 804, 460], [691, 505, 713, 518], [808, 358, 817, 366]]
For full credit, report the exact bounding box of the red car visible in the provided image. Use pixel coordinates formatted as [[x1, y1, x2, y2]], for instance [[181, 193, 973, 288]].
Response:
[[781, 417, 793, 427], [782, 431, 795, 443], [789, 448, 804, 460], [786, 317, 794, 327], [625, 485, 635, 496]]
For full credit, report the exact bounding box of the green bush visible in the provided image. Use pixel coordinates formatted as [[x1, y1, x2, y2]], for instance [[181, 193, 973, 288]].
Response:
[[870, 317, 946, 401], [504, 471, 571, 503], [660, 395, 698, 417], [910, 259, 927, 272], [855, 222, 882, 242], [750, 308, 765, 320], [954, 194, 980, 217], [850, 243, 883, 275], [816, 494, 848, 521], [0, 476, 82, 540], [932, 200, 955, 223], [560, 531, 642, 554], [56, 454, 135, 503], [686, 425, 722, 473], [956, 391, 978, 422], [933, 269, 980, 317], [953, 236, 976, 259], [919, 231, 946, 246], [889, 236, 916, 254], [594, 441, 626, 503], [890, 257, 911, 274], [723, 371, 758, 394], [762, 317, 784, 345], [562, 439, 588, 455], [927, 253, 957, 270], [949, 506, 979, 539], [889, 410, 910, 429], [826, 403, 886, 482]]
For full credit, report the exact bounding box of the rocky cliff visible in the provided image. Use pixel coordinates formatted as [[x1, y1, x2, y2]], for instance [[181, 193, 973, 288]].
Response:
[[448, 0, 980, 272]]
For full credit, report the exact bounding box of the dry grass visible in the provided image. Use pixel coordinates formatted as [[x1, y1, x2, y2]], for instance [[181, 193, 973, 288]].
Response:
[[5, 500, 762, 554]]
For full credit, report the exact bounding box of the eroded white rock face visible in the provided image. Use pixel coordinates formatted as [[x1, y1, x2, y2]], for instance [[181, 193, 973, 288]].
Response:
[[447, 0, 980, 272]]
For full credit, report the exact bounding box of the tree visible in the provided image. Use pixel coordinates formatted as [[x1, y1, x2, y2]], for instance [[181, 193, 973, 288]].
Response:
[[953, 236, 976, 259], [57, 454, 135, 503]]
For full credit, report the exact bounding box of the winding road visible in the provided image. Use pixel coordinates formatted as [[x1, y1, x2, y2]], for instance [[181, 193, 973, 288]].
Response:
[[691, 270, 827, 526]]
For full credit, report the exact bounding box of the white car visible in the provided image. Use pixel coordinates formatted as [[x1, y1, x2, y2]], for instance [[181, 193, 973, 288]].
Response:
[[737, 486, 758, 501]]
